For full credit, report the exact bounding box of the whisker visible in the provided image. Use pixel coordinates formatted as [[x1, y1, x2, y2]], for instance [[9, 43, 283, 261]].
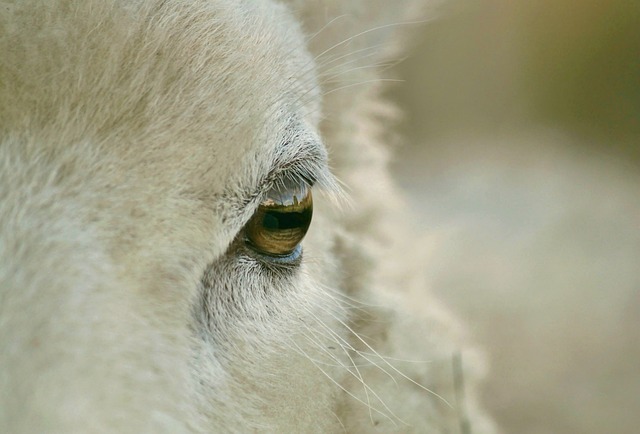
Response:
[[298, 326, 376, 424], [305, 14, 350, 44], [313, 19, 431, 62], [287, 337, 399, 425], [317, 283, 385, 309], [332, 410, 348, 434], [319, 63, 396, 85], [312, 300, 454, 409], [298, 304, 408, 426], [316, 44, 385, 75], [355, 351, 434, 364], [308, 303, 401, 388], [322, 79, 404, 97]]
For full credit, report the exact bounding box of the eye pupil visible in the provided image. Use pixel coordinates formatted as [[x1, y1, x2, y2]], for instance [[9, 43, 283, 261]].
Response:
[[245, 183, 313, 257], [262, 209, 311, 231], [262, 212, 280, 230]]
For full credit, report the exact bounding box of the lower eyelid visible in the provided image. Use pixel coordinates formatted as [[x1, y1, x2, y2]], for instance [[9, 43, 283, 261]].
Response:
[[237, 246, 302, 277], [243, 244, 303, 267]]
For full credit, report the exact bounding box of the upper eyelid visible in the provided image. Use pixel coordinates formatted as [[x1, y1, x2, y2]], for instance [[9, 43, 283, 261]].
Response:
[[241, 120, 343, 214], [257, 146, 337, 199], [235, 161, 315, 221], [267, 161, 318, 191]]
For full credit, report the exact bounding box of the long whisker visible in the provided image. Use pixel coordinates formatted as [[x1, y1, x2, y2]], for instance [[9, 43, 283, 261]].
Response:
[[312, 299, 454, 409], [317, 43, 384, 70], [322, 79, 404, 97], [319, 63, 396, 85], [305, 14, 350, 44], [314, 19, 431, 62], [306, 303, 401, 388], [298, 326, 376, 424], [298, 304, 408, 426], [287, 337, 399, 425]]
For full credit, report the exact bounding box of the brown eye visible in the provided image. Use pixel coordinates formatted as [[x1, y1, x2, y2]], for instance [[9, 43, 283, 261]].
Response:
[[245, 182, 313, 257]]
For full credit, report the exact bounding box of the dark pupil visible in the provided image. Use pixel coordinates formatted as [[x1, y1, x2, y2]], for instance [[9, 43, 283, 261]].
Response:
[[262, 208, 312, 231]]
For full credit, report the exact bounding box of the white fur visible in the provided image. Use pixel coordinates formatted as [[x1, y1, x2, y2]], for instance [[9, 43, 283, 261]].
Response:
[[0, 0, 495, 432]]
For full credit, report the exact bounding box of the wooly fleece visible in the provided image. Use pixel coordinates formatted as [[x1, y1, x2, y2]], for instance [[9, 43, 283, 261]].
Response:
[[0, 0, 496, 432]]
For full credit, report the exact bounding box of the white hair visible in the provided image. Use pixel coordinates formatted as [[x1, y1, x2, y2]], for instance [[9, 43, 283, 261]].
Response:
[[0, 0, 495, 432]]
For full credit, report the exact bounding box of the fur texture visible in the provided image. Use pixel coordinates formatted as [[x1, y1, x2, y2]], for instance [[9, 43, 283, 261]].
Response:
[[0, 0, 495, 432]]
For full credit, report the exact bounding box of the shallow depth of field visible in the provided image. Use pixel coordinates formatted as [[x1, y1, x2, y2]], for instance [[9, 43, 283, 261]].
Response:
[[389, 1, 640, 433]]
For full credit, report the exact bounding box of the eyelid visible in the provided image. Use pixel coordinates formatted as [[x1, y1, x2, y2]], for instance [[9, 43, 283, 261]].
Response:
[[260, 159, 340, 202], [268, 162, 318, 189], [247, 139, 343, 219]]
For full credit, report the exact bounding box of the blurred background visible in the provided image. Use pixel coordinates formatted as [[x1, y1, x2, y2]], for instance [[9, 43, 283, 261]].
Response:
[[388, 1, 640, 433]]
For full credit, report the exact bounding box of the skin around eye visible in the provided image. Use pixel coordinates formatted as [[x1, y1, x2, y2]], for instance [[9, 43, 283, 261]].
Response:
[[245, 182, 313, 257]]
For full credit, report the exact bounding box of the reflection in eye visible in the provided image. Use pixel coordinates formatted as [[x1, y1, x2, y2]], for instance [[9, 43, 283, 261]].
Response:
[[245, 181, 312, 257]]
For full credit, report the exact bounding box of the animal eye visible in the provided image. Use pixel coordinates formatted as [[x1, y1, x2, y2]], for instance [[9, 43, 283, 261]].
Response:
[[245, 181, 313, 258]]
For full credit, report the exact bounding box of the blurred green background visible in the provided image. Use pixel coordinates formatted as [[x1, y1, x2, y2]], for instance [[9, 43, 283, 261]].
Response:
[[394, 0, 640, 162], [390, 1, 640, 433]]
